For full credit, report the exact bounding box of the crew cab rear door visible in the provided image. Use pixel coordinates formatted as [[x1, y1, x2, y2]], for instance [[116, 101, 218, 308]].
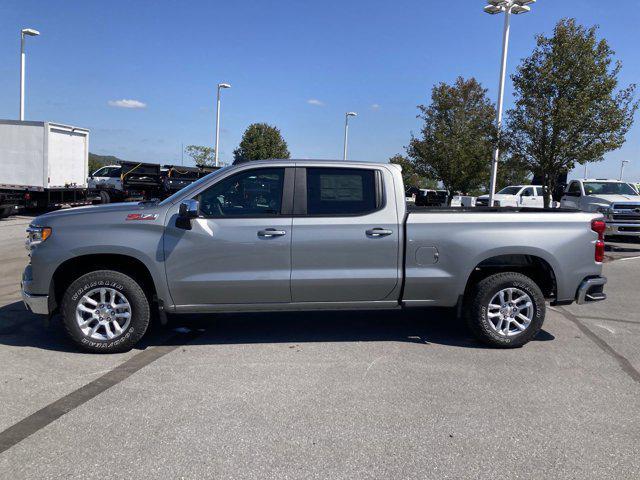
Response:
[[290, 166, 400, 302]]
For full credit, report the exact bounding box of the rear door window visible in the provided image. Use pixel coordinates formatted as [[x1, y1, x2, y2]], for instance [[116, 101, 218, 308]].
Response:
[[306, 168, 377, 215]]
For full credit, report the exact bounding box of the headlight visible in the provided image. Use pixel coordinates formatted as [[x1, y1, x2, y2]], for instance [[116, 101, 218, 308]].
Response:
[[25, 226, 52, 251], [591, 205, 611, 215]]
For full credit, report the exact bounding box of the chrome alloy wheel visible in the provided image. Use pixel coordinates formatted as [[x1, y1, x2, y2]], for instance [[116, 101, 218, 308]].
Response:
[[486, 287, 534, 337], [75, 287, 132, 341]]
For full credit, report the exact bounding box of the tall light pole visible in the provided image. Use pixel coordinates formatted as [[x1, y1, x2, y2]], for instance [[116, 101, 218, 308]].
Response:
[[343, 112, 357, 160], [484, 0, 535, 206], [19, 28, 40, 121], [214, 82, 231, 167], [619, 160, 630, 181]]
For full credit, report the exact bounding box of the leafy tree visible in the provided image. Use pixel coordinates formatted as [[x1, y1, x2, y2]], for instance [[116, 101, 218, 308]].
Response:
[[407, 77, 497, 196], [185, 145, 215, 167], [233, 123, 290, 164], [497, 154, 531, 190], [506, 18, 638, 207], [389, 154, 437, 190]]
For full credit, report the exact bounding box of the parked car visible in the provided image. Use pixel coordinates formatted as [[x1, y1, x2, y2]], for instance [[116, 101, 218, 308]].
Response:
[[560, 179, 640, 237], [415, 189, 448, 207], [476, 185, 545, 208], [22, 160, 607, 353]]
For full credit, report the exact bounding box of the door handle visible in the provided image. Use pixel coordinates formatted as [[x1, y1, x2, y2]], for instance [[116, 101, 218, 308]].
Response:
[[258, 228, 287, 238], [366, 228, 393, 237]]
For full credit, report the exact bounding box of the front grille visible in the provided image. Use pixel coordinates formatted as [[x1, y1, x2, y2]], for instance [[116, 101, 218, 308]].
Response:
[[612, 214, 640, 222], [613, 203, 640, 210], [619, 226, 640, 232]]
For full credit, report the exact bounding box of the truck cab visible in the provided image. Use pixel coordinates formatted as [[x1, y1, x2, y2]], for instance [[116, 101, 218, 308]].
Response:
[[476, 185, 545, 208], [560, 179, 640, 236], [88, 165, 122, 191]]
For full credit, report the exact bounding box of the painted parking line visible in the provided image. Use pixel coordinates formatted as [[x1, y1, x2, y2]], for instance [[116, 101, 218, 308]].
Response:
[[0, 328, 204, 454]]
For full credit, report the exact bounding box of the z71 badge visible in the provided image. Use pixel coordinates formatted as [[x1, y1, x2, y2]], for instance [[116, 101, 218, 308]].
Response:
[[126, 213, 158, 221]]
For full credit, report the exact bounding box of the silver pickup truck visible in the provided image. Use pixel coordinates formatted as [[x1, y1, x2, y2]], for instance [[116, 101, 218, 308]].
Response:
[[21, 160, 607, 353]]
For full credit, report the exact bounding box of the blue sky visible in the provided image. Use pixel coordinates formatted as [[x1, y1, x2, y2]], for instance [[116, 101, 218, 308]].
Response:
[[1, 0, 639, 180]]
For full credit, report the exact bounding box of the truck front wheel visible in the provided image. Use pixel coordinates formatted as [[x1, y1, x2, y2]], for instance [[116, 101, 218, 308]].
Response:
[[465, 272, 545, 348], [61, 270, 150, 353]]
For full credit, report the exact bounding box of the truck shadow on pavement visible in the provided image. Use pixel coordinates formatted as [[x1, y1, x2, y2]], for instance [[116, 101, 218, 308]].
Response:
[[0, 301, 554, 353]]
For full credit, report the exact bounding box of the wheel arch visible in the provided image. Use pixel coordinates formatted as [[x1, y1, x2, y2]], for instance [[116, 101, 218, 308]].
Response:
[[51, 254, 158, 311], [463, 253, 558, 301]]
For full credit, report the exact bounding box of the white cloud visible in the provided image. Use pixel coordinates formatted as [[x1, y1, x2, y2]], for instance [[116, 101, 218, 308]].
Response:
[[371, 103, 380, 110], [307, 98, 325, 106], [108, 99, 147, 109]]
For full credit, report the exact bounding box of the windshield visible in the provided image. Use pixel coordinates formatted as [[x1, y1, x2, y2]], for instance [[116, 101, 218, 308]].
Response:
[[497, 186, 522, 195], [93, 166, 120, 177], [583, 182, 638, 196], [158, 166, 230, 206]]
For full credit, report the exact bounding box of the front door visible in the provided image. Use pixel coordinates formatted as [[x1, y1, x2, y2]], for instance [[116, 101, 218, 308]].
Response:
[[164, 167, 293, 306], [290, 166, 400, 303]]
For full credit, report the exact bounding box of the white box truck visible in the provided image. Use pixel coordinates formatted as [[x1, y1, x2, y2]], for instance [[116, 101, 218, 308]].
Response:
[[0, 120, 92, 213]]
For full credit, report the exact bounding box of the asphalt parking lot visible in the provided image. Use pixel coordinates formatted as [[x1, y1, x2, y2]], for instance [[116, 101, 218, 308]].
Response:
[[0, 214, 639, 479]]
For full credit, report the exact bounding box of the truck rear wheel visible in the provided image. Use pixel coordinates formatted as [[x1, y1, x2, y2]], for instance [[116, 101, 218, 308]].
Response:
[[61, 270, 150, 353], [465, 272, 545, 348]]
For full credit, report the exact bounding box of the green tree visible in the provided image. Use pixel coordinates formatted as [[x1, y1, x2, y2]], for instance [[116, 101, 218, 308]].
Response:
[[389, 154, 437, 189], [506, 18, 638, 206], [233, 123, 290, 164], [184, 145, 215, 167], [497, 154, 531, 190], [407, 77, 497, 196]]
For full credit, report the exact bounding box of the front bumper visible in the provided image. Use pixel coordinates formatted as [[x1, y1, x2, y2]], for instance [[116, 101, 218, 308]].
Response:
[[21, 284, 50, 315], [21, 266, 51, 315], [576, 276, 607, 305], [606, 222, 640, 236]]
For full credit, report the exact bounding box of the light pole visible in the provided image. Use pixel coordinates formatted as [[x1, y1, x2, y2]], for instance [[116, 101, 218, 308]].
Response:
[[19, 28, 40, 121], [484, 0, 535, 206], [619, 160, 630, 181], [214, 82, 231, 167], [343, 112, 357, 160]]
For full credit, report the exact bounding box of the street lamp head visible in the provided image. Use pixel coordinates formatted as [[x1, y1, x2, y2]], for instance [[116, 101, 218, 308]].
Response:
[[511, 4, 531, 14], [484, 5, 504, 14], [346, 112, 358, 117], [514, 0, 536, 5], [218, 83, 231, 89], [21, 28, 40, 37], [487, 0, 508, 5]]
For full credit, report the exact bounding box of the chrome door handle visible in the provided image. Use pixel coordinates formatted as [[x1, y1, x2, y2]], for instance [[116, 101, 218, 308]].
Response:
[[366, 228, 393, 237], [258, 228, 287, 238]]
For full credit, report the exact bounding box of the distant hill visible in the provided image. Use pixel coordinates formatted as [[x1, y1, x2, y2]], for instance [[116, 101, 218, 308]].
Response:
[[88, 152, 126, 173]]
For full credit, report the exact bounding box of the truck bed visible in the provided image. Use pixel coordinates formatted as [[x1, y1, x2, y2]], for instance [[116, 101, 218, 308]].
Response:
[[407, 204, 579, 214]]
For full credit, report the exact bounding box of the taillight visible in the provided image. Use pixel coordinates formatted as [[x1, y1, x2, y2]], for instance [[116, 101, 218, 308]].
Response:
[[595, 241, 605, 263], [591, 218, 606, 263]]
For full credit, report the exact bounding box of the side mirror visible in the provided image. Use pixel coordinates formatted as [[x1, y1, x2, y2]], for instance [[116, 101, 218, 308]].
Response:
[[177, 199, 199, 230], [179, 199, 199, 219]]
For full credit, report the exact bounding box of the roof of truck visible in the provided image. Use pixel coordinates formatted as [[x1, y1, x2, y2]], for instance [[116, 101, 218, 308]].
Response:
[[231, 159, 391, 167]]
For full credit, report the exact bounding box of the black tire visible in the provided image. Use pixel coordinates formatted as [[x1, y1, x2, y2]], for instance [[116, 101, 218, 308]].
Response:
[[465, 272, 545, 348], [99, 190, 111, 204], [61, 270, 150, 353]]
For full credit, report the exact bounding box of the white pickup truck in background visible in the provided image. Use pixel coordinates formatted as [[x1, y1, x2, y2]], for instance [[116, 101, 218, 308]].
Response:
[[476, 185, 545, 208], [560, 178, 640, 237]]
